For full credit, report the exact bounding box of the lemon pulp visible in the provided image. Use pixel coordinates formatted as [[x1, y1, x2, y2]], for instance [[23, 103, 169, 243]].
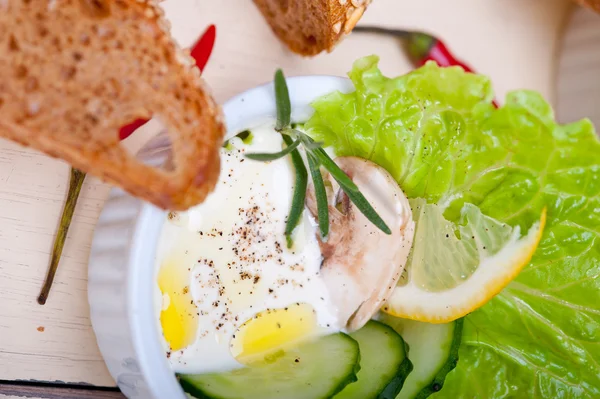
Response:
[[385, 199, 546, 323]]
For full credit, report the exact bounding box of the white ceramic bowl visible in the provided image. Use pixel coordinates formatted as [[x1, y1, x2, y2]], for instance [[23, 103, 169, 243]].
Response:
[[88, 75, 353, 399]]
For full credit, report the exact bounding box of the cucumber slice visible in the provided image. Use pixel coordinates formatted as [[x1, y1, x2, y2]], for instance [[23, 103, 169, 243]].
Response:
[[380, 315, 463, 399], [178, 333, 360, 399], [336, 321, 413, 399]]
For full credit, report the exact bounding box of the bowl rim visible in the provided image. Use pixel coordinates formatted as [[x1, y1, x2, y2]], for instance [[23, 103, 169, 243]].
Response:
[[98, 74, 354, 398]]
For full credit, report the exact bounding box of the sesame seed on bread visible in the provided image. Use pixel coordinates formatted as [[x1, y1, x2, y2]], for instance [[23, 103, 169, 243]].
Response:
[[0, 0, 224, 211], [253, 0, 372, 56]]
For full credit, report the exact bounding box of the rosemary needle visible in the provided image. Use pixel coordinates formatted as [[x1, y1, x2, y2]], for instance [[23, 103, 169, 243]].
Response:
[[307, 153, 329, 240], [282, 135, 308, 248], [310, 143, 390, 235], [245, 138, 301, 161], [311, 148, 359, 193], [342, 187, 391, 235], [274, 69, 291, 131]]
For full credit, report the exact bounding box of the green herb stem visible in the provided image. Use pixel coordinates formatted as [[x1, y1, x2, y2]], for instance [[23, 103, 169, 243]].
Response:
[[303, 135, 390, 235], [292, 129, 322, 150], [248, 67, 391, 242], [282, 135, 308, 248], [343, 188, 392, 235], [296, 133, 359, 192], [38, 168, 86, 305], [274, 69, 291, 131], [313, 148, 359, 193], [245, 138, 301, 161], [307, 153, 329, 240]]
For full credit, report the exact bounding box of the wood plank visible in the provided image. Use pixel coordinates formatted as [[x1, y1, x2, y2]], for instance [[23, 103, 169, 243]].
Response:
[[0, 0, 572, 387], [556, 6, 600, 127], [0, 381, 123, 399], [183, 0, 572, 104], [0, 145, 115, 386]]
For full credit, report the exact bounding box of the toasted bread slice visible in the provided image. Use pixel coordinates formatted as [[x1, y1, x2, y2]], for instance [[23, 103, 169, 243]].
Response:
[[254, 0, 372, 56], [0, 0, 224, 210]]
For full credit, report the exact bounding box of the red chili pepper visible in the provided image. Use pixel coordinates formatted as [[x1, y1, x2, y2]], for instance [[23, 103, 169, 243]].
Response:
[[405, 31, 474, 71], [119, 24, 217, 140], [118, 117, 148, 140], [191, 24, 217, 76], [38, 25, 217, 305], [353, 26, 499, 107]]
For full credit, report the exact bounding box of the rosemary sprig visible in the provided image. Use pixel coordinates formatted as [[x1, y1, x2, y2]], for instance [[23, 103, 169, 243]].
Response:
[[304, 134, 390, 235], [282, 135, 308, 248], [38, 168, 86, 305], [301, 136, 359, 193], [274, 69, 291, 131], [247, 69, 391, 246], [307, 152, 329, 240], [245, 138, 301, 161], [293, 130, 323, 150], [341, 185, 392, 235]]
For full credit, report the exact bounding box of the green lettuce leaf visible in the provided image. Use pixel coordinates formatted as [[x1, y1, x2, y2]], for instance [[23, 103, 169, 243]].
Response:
[[305, 55, 600, 398]]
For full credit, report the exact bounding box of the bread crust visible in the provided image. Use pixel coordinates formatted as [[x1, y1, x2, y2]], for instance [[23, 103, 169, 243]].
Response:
[[0, 0, 224, 210], [254, 0, 372, 56]]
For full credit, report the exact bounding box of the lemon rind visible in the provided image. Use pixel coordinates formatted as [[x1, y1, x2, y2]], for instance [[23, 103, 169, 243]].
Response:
[[382, 209, 547, 324]]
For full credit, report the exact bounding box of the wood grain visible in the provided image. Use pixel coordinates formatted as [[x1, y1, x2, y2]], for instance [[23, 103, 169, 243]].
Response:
[[0, 0, 572, 390], [556, 6, 600, 127], [167, 0, 572, 104], [0, 381, 124, 398]]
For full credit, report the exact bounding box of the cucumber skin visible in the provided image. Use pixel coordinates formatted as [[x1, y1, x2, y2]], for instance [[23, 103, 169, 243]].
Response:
[[339, 321, 414, 399], [179, 361, 360, 399], [378, 355, 414, 399], [178, 378, 215, 399], [334, 358, 361, 398], [178, 335, 361, 399], [414, 318, 464, 399], [179, 364, 360, 399]]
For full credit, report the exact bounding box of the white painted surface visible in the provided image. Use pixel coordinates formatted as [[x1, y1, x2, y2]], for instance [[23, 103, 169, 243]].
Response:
[[0, 0, 573, 387]]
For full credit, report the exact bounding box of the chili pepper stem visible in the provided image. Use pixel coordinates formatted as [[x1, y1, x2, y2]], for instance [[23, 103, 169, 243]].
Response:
[[37, 168, 86, 305], [352, 26, 412, 38], [353, 25, 500, 108]]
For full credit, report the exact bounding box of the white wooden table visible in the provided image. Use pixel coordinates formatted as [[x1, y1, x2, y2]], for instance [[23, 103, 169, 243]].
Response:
[[0, 0, 574, 397]]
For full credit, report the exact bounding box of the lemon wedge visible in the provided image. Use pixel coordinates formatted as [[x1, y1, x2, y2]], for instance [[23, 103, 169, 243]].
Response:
[[383, 199, 546, 323]]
